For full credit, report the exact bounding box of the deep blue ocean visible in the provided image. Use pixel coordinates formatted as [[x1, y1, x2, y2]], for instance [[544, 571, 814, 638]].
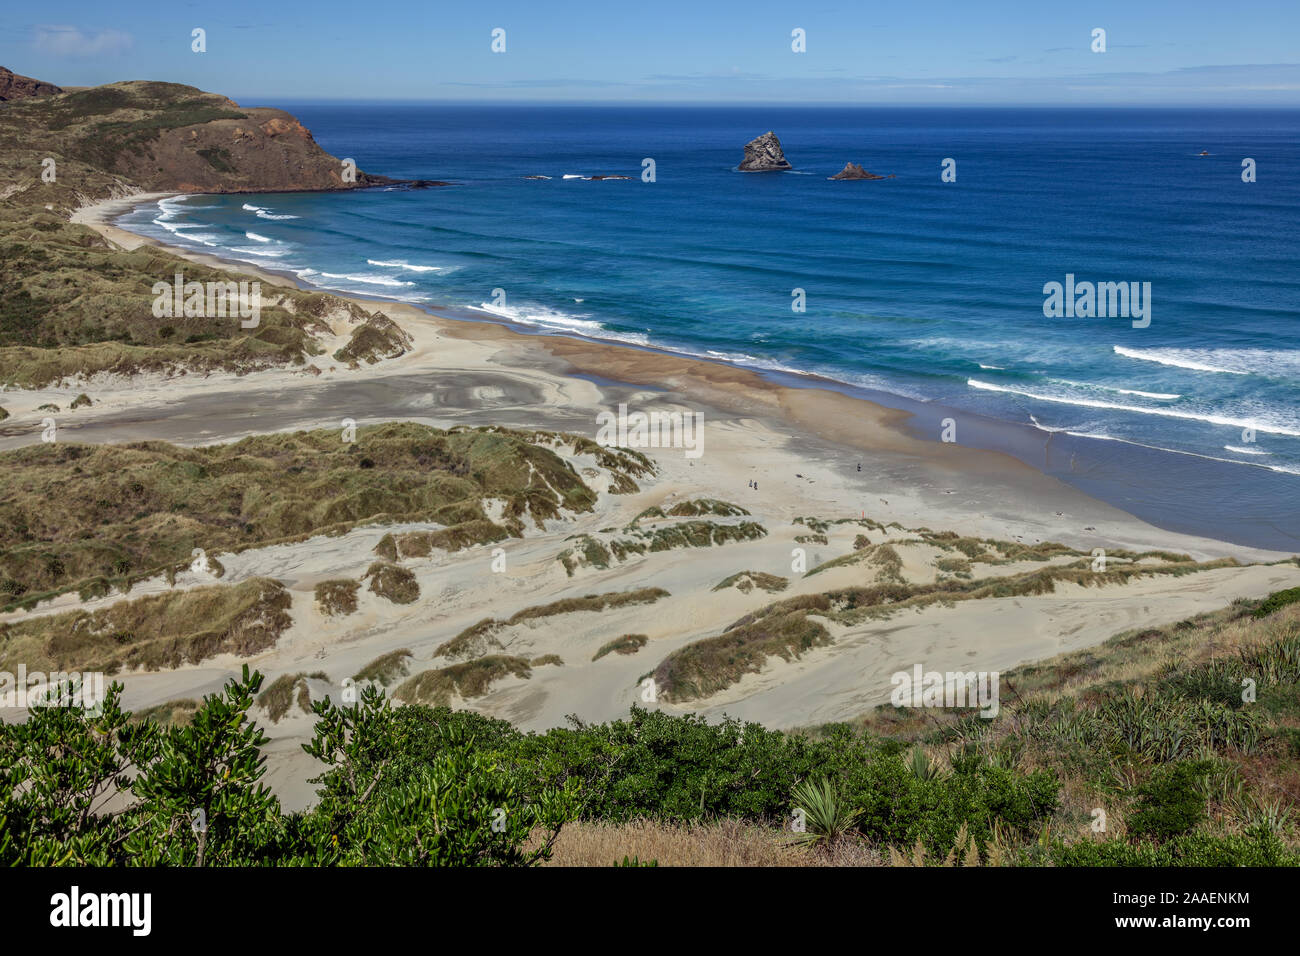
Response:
[[117, 105, 1300, 548]]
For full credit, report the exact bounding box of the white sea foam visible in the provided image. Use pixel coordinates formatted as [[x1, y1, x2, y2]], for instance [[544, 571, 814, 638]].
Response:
[[1055, 379, 1181, 401], [1110, 345, 1300, 378], [367, 259, 441, 272], [969, 378, 1300, 437], [472, 301, 651, 346], [319, 271, 416, 288], [1224, 445, 1269, 455], [1114, 387, 1180, 400], [154, 196, 192, 221], [238, 203, 297, 219], [1053, 430, 1300, 475], [1028, 414, 1071, 434], [229, 246, 290, 257], [152, 218, 205, 235], [244, 232, 273, 243], [171, 232, 221, 247], [476, 300, 599, 331]]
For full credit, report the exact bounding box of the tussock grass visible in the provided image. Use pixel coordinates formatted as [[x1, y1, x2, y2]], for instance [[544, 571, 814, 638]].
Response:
[[127, 698, 199, 727], [540, 818, 883, 867], [257, 673, 314, 722], [394, 655, 532, 706], [507, 587, 669, 624], [712, 571, 789, 594], [332, 313, 411, 365], [363, 561, 419, 605], [353, 649, 413, 686], [592, 634, 649, 661], [558, 521, 766, 576], [436, 589, 670, 660], [435, 618, 505, 661], [0, 577, 291, 673], [654, 556, 1242, 702], [834, 592, 1300, 853], [637, 499, 749, 520], [382, 520, 511, 559], [314, 579, 359, 617], [653, 606, 832, 702], [0, 423, 597, 608]]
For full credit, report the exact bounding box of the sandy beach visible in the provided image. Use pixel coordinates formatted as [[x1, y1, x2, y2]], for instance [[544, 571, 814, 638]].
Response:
[[3, 190, 1295, 810]]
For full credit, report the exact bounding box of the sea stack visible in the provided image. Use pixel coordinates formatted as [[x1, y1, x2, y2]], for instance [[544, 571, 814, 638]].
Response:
[[829, 162, 890, 181], [738, 131, 792, 171]]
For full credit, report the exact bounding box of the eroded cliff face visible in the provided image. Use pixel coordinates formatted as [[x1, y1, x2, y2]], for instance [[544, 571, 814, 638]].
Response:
[[0, 66, 63, 102], [118, 103, 380, 193], [0, 75, 422, 195]]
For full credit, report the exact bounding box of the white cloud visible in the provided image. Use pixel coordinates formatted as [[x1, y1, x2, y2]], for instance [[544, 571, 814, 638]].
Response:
[[34, 25, 133, 57]]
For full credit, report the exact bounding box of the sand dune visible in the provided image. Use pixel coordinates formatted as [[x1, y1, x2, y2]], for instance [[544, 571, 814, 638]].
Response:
[[3, 194, 1292, 810]]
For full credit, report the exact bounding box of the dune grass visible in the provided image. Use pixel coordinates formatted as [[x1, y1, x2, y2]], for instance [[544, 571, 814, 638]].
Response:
[[314, 579, 360, 617], [0, 577, 291, 674], [592, 634, 649, 661], [394, 655, 533, 706], [257, 672, 315, 722], [712, 571, 789, 594], [364, 561, 419, 605], [653, 556, 1242, 702], [0, 423, 601, 610], [353, 649, 413, 686], [436, 589, 670, 660]]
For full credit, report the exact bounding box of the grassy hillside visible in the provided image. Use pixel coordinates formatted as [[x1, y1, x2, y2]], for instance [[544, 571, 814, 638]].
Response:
[[0, 423, 644, 611], [0, 74, 420, 387]]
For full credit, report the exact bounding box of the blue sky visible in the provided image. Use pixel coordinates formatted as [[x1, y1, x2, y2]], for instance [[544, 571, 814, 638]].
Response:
[[2, 0, 1297, 104]]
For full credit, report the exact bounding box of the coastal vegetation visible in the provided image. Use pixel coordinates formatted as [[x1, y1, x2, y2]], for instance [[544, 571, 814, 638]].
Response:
[[0, 577, 291, 674], [435, 588, 670, 660], [354, 649, 413, 686], [651, 554, 1242, 702], [0, 75, 411, 388], [0, 423, 610, 611], [557, 520, 767, 576], [591, 634, 649, 660], [712, 571, 789, 594], [314, 579, 360, 617], [2, 587, 1296, 866]]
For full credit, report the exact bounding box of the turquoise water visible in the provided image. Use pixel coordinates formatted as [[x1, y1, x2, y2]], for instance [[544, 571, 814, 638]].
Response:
[[117, 105, 1300, 548]]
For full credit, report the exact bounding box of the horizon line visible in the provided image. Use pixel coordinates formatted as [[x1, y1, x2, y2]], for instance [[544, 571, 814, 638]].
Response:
[[229, 97, 1300, 109]]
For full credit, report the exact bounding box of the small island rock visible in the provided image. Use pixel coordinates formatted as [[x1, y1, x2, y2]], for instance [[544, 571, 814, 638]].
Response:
[[739, 131, 792, 171]]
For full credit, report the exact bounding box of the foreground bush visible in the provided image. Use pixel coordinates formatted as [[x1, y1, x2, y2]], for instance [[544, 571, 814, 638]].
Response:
[[0, 676, 1294, 866]]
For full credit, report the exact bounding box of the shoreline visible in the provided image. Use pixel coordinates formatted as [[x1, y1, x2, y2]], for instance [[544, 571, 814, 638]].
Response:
[[47, 190, 1290, 562], [3, 189, 1297, 808]]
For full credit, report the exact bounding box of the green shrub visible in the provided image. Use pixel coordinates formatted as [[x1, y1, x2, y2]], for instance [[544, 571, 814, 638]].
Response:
[[1253, 586, 1300, 618], [1126, 761, 1211, 842]]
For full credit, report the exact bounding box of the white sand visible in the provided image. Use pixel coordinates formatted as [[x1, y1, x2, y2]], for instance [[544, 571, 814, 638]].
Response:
[[2, 192, 1293, 810]]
